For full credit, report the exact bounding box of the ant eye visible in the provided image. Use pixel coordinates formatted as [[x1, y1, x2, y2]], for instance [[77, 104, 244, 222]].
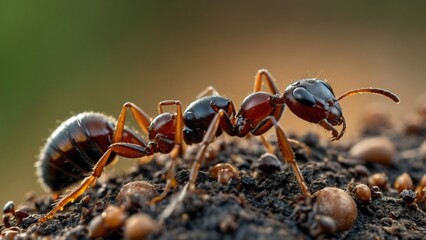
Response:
[[293, 87, 316, 107], [319, 80, 335, 95]]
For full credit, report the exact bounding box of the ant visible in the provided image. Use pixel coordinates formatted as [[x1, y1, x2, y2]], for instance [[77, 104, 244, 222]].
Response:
[[36, 69, 399, 222]]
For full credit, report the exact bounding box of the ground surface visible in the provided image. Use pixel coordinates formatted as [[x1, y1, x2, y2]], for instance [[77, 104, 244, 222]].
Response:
[[1, 108, 426, 240]]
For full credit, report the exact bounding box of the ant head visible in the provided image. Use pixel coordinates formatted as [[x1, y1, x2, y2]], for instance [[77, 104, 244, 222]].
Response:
[[284, 79, 344, 125], [284, 79, 400, 140]]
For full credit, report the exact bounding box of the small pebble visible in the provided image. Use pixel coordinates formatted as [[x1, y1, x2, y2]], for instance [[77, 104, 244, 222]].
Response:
[[313, 187, 357, 232], [403, 113, 423, 135], [362, 104, 392, 129], [419, 140, 426, 160], [394, 173, 413, 193], [1, 229, 19, 240], [102, 205, 126, 229], [354, 165, 370, 177], [257, 153, 283, 174], [88, 215, 108, 238], [219, 215, 238, 233], [117, 181, 157, 204], [352, 184, 372, 203], [415, 175, 426, 201], [350, 137, 395, 165], [210, 163, 240, 185], [400, 189, 416, 206], [124, 213, 158, 240], [368, 173, 388, 191]]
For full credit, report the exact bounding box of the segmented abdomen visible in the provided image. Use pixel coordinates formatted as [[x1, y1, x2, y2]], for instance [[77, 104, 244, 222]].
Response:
[[36, 112, 116, 192]]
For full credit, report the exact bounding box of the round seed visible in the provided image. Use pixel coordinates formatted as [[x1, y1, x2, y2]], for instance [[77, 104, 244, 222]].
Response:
[[350, 137, 395, 165], [313, 187, 357, 232]]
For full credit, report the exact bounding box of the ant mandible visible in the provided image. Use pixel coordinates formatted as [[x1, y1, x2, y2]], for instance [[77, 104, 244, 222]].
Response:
[[37, 69, 399, 222]]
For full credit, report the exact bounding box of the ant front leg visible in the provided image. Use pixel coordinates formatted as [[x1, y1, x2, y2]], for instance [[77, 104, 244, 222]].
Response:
[[252, 116, 311, 198], [151, 100, 185, 204]]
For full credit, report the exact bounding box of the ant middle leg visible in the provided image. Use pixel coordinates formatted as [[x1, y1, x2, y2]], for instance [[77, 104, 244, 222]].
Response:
[[151, 100, 185, 203], [187, 109, 235, 190]]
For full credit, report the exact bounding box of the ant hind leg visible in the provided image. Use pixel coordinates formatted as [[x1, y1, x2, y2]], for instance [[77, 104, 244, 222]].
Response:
[[196, 86, 220, 98]]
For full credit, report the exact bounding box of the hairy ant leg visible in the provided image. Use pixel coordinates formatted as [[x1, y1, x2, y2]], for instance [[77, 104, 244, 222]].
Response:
[[151, 100, 184, 204], [196, 86, 220, 98], [158, 109, 235, 224], [265, 116, 311, 197], [254, 69, 280, 93], [115, 102, 152, 139], [188, 109, 235, 189], [253, 69, 281, 153]]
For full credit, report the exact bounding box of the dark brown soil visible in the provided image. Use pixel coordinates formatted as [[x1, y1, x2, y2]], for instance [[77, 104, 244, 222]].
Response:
[[2, 110, 426, 239]]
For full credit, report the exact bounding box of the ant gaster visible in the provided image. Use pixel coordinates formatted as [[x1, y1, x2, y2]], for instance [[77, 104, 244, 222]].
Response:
[[37, 70, 399, 222]]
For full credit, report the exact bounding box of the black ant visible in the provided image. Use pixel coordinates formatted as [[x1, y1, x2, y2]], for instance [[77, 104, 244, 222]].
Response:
[[36, 69, 399, 222]]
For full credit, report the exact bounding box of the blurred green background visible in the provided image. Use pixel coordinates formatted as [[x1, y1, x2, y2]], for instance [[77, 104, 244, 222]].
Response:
[[1, 1, 425, 205]]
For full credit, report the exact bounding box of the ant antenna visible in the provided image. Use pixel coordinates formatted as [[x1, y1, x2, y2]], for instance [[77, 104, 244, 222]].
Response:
[[337, 88, 400, 103], [331, 87, 399, 141]]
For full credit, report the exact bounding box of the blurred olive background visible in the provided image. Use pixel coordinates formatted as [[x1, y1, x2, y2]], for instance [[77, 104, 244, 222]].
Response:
[[1, 1, 426, 205]]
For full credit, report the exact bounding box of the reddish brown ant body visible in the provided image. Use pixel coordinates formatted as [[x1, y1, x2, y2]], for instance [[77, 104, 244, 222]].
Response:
[[36, 69, 399, 222]]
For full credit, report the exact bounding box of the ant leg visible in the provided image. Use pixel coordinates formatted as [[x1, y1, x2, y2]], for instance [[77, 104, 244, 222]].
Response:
[[287, 139, 311, 156], [158, 110, 233, 223], [188, 109, 234, 189], [39, 142, 155, 223], [253, 69, 284, 152], [254, 69, 280, 94], [269, 116, 311, 197], [256, 123, 311, 156], [115, 102, 152, 141], [151, 100, 184, 203], [196, 86, 220, 98], [259, 135, 275, 154], [251, 116, 311, 197]]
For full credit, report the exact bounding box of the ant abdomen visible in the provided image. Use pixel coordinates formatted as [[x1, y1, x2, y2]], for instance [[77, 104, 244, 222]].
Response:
[[36, 112, 137, 193]]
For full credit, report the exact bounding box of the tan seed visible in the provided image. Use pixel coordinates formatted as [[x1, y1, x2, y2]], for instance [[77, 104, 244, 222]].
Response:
[[102, 205, 126, 229], [394, 173, 413, 193], [350, 137, 395, 165], [353, 184, 372, 203], [313, 187, 357, 232], [117, 181, 157, 204], [124, 213, 158, 240]]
